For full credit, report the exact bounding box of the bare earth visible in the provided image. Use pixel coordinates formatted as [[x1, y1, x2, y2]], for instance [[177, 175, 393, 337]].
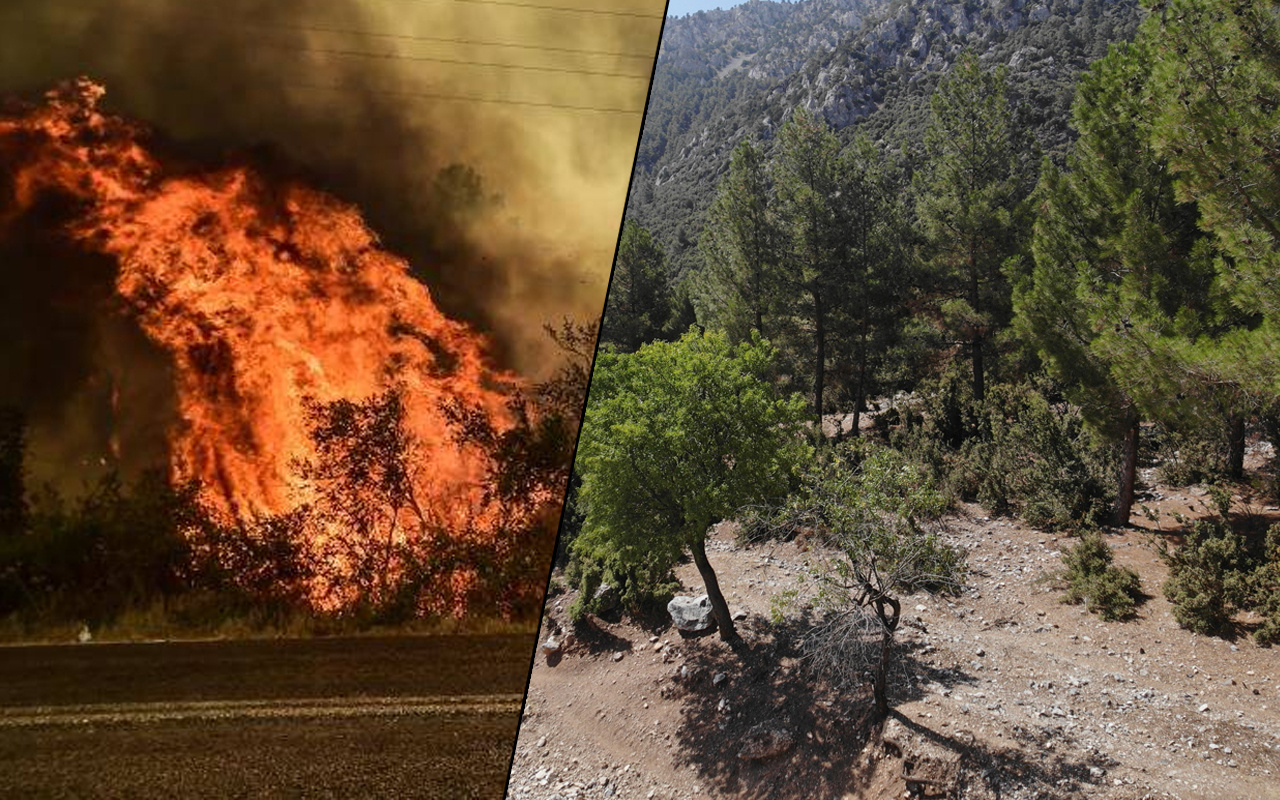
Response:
[[508, 476, 1280, 799], [0, 634, 532, 798]]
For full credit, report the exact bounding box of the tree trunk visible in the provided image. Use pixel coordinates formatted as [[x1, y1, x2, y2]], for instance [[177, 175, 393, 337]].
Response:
[[1227, 413, 1246, 480], [1114, 413, 1140, 527], [972, 337, 985, 404], [851, 326, 868, 439], [871, 596, 900, 721], [690, 535, 738, 641], [969, 251, 985, 403], [814, 294, 826, 425], [873, 627, 893, 721]]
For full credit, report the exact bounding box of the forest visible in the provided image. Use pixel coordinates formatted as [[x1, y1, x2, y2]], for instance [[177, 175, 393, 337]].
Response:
[[564, 0, 1280, 693]]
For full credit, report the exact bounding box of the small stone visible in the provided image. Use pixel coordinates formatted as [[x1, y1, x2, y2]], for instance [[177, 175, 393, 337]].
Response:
[[975, 647, 986, 657], [613, 651, 624, 662], [713, 672, 728, 686], [1198, 703, 1210, 713]]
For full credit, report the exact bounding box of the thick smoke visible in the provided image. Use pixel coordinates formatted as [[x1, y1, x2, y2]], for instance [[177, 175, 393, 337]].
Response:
[[0, 0, 660, 489]]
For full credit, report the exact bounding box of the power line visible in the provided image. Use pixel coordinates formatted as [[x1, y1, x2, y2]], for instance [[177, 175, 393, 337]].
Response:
[[268, 42, 652, 79], [288, 81, 644, 114], [400, 0, 664, 20], [3, 10, 659, 61]]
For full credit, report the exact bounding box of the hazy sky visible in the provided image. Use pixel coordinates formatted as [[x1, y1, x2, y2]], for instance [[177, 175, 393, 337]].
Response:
[[666, 0, 750, 16]]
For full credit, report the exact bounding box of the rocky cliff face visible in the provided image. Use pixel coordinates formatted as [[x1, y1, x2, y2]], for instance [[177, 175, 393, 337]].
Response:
[[630, 0, 1141, 276], [660, 0, 876, 79]]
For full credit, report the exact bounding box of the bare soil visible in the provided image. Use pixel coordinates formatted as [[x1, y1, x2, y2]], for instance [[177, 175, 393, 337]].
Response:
[[508, 462, 1280, 799], [0, 634, 532, 798]]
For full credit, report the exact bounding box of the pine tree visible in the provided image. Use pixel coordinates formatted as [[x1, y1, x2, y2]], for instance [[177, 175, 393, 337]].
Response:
[[1150, 0, 1280, 317], [602, 221, 672, 352], [917, 53, 1032, 403], [696, 138, 781, 342], [829, 135, 910, 435], [1014, 39, 1217, 524], [772, 109, 846, 422], [1147, 0, 1280, 470]]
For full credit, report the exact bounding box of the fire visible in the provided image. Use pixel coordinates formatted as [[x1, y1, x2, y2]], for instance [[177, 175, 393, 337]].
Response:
[[0, 79, 522, 608]]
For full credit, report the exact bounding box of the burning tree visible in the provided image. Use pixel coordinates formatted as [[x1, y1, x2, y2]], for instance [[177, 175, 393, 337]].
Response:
[[772, 444, 966, 719], [444, 319, 600, 619]]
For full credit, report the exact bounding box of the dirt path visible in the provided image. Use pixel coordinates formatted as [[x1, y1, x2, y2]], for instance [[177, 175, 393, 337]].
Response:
[[508, 504, 1280, 800]]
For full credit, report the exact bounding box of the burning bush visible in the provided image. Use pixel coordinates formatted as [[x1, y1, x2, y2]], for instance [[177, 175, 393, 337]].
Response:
[[0, 80, 584, 631]]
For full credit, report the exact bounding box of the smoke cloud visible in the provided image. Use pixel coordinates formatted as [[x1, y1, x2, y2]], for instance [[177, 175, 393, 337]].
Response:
[[0, 0, 662, 489], [0, 0, 660, 360]]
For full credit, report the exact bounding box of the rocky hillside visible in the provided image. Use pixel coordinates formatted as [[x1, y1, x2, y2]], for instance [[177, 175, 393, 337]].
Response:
[[631, 0, 1142, 277], [659, 0, 876, 79]]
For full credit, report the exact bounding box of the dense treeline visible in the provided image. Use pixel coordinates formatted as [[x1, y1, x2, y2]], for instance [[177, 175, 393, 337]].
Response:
[[583, 0, 1280, 650], [631, 0, 1144, 280]]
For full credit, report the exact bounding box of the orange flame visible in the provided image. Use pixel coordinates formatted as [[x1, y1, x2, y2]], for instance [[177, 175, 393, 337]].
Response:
[[0, 79, 521, 605]]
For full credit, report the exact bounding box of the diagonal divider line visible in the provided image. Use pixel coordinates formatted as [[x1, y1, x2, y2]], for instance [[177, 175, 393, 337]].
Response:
[[0, 694, 523, 727]]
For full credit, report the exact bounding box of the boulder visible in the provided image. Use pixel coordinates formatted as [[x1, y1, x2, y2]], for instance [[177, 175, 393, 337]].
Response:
[[592, 582, 620, 613], [667, 594, 716, 632]]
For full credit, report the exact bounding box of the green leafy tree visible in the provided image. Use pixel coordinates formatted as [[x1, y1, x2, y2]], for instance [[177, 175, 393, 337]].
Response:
[[917, 53, 1032, 402], [696, 138, 782, 342], [572, 329, 808, 641], [602, 221, 672, 352]]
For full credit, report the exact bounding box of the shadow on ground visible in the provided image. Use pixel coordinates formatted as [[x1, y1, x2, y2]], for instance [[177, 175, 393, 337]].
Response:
[[666, 615, 1114, 800]]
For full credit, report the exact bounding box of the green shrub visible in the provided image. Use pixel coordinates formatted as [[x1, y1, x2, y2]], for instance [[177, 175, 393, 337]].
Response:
[[1061, 533, 1143, 621], [1160, 515, 1280, 644], [1161, 516, 1250, 635], [894, 379, 1116, 530], [1152, 424, 1231, 487], [565, 527, 681, 625]]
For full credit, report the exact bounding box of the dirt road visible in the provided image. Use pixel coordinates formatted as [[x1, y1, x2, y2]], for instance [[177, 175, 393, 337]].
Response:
[[0, 634, 533, 798]]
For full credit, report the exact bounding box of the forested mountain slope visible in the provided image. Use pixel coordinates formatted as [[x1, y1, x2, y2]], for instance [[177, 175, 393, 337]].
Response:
[[632, 0, 1142, 277]]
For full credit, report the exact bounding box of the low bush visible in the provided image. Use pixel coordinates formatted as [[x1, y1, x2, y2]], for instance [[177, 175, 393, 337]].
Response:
[[565, 527, 681, 625], [893, 378, 1116, 530], [1061, 533, 1143, 621], [1160, 514, 1280, 644]]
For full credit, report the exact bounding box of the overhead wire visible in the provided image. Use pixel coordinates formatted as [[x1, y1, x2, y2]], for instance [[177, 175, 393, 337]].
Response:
[[394, 0, 664, 20], [286, 82, 644, 114], [254, 41, 652, 80], [0, 4, 662, 115]]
